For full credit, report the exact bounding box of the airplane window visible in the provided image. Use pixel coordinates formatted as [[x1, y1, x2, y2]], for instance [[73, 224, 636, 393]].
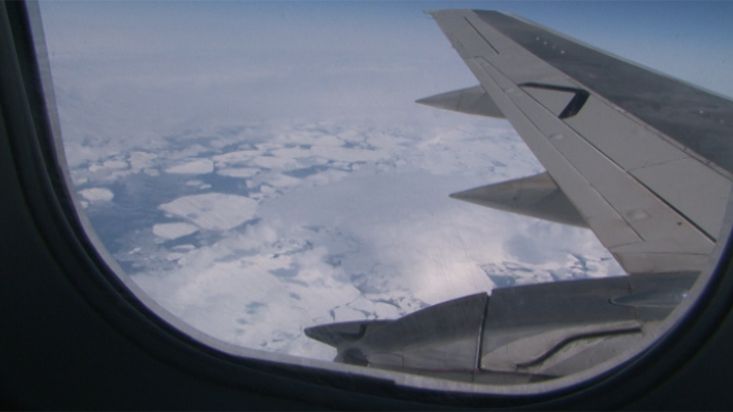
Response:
[[32, 0, 733, 393]]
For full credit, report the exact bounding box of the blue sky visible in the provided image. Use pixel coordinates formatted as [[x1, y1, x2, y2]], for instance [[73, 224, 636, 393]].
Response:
[[39, 0, 733, 166], [41, 0, 733, 98]]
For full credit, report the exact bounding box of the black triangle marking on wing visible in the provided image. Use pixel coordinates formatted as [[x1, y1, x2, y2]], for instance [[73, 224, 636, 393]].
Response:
[[520, 82, 590, 119]]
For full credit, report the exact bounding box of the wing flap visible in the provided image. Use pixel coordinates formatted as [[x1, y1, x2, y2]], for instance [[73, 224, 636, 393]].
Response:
[[629, 157, 731, 239]]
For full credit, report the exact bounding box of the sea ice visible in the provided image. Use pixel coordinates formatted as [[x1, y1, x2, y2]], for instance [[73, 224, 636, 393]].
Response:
[[252, 155, 297, 170], [159, 193, 257, 231], [217, 167, 260, 178], [152, 222, 199, 240], [78, 187, 114, 203], [165, 158, 214, 175], [212, 150, 257, 167], [128, 151, 157, 172], [89, 159, 128, 173]]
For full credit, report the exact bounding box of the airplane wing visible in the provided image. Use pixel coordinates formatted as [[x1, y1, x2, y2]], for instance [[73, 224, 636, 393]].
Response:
[[306, 10, 733, 384], [418, 10, 733, 275]]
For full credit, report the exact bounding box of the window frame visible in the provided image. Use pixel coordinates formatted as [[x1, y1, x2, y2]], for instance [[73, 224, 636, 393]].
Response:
[[3, 0, 733, 408]]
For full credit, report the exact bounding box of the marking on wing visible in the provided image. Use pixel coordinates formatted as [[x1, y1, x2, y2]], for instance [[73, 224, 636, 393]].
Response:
[[430, 10, 719, 273], [463, 57, 644, 251], [519, 83, 590, 119], [473, 10, 733, 178], [470, 56, 714, 272], [458, 10, 720, 244]]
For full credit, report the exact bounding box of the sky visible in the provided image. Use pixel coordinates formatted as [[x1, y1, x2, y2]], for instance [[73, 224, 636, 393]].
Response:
[[35, 1, 733, 361], [39, 1, 733, 165]]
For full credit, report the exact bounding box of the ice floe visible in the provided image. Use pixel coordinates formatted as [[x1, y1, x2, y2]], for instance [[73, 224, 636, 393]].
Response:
[[89, 159, 128, 173], [159, 193, 257, 231], [78, 187, 114, 203], [128, 151, 157, 172], [251, 155, 297, 170], [217, 167, 260, 178], [152, 222, 199, 240], [212, 150, 257, 167], [165, 158, 214, 175]]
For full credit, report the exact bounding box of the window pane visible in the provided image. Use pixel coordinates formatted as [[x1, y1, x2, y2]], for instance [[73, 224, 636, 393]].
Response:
[[36, 0, 733, 390]]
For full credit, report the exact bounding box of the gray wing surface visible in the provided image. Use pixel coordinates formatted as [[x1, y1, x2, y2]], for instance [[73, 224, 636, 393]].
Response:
[[421, 10, 733, 275]]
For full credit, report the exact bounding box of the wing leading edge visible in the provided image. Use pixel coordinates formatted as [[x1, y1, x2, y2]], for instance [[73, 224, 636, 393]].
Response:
[[420, 9, 733, 275]]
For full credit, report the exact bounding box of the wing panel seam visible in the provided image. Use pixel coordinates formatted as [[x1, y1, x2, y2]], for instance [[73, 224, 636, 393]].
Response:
[[464, 17, 500, 54]]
